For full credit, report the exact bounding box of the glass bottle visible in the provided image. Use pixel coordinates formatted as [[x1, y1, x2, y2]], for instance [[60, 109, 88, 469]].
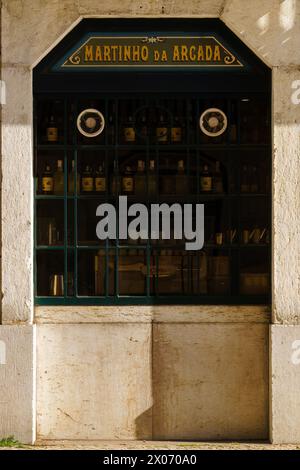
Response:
[[135, 160, 146, 196], [229, 101, 238, 143], [46, 115, 58, 143], [250, 165, 259, 193], [241, 164, 249, 193], [148, 160, 157, 199], [81, 165, 93, 193], [187, 101, 195, 144], [53, 160, 64, 195], [107, 104, 115, 145], [160, 158, 174, 194], [68, 160, 80, 194], [171, 104, 182, 144], [200, 164, 212, 192], [122, 165, 134, 194], [175, 160, 188, 195], [111, 161, 120, 196], [156, 109, 168, 144], [42, 163, 54, 194], [95, 249, 105, 296], [213, 161, 224, 193], [123, 105, 136, 143], [139, 108, 148, 143], [95, 164, 106, 194]]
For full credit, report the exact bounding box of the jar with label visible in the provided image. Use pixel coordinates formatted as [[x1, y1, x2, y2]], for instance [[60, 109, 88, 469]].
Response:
[[95, 164, 106, 194], [122, 165, 134, 194], [81, 165, 94, 193], [42, 164, 54, 194], [200, 164, 212, 192]]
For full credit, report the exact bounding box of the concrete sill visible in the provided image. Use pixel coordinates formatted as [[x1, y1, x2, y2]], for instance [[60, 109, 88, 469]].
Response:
[[35, 305, 270, 324]]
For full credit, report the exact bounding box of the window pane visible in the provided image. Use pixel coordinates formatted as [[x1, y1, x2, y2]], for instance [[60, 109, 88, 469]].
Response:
[[36, 250, 64, 296]]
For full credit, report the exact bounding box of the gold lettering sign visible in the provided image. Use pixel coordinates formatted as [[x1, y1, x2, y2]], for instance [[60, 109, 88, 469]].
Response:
[[62, 35, 243, 68]]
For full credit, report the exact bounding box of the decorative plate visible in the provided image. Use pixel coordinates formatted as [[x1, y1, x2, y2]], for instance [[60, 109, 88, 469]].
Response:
[[77, 108, 105, 137], [199, 108, 227, 137]]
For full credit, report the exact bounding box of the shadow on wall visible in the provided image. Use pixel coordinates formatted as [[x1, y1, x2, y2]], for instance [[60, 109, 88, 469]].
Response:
[[222, 0, 298, 65], [135, 407, 153, 440]]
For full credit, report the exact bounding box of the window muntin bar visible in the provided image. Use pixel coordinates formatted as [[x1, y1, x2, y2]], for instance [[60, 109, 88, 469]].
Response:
[[34, 94, 271, 305]]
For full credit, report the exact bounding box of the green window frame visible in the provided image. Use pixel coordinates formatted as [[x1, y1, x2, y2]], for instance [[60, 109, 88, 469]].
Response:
[[33, 19, 271, 306]]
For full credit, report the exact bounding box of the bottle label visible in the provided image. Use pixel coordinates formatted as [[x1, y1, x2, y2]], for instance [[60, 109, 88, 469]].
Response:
[[157, 127, 168, 142], [201, 176, 212, 191], [171, 127, 182, 142], [47, 127, 58, 142], [42, 177, 53, 192], [95, 177, 106, 192], [122, 177, 133, 193], [124, 127, 135, 142], [82, 177, 93, 192]]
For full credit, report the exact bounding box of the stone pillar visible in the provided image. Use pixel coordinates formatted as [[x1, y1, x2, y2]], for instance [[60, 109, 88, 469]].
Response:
[[270, 66, 300, 444], [222, 0, 300, 443], [0, 325, 36, 443], [0, 64, 36, 444]]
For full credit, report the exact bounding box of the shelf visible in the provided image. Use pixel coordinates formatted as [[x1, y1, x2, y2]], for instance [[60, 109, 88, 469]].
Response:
[[35, 294, 270, 306], [36, 143, 270, 151], [35, 193, 269, 200], [36, 245, 65, 250], [36, 243, 269, 250]]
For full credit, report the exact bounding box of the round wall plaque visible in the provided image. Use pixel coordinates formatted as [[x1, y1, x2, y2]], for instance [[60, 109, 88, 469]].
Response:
[[199, 108, 227, 137], [77, 108, 105, 137]]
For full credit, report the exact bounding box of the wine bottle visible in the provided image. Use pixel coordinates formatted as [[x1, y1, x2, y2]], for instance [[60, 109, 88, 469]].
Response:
[[42, 164, 54, 194], [213, 161, 224, 193], [250, 165, 259, 193], [107, 104, 115, 144], [122, 165, 134, 194], [241, 164, 249, 193], [200, 164, 212, 192], [111, 161, 120, 196], [171, 104, 182, 143], [148, 160, 157, 198], [95, 249, 105, 295], [81, 165, 93, 193], [53, 160, 64, 195], [135, 160, 146, 195], [95, 164, 106, 194], [156, 109, 168, 144], [46, 115, 58, 143], [175, 160, 188, 194], [229, 102, 238, 143], [140, 109, 148, 142], [160, 158, 174, 194], [68, 160, 80, 194], [123, 105, 136, 143]]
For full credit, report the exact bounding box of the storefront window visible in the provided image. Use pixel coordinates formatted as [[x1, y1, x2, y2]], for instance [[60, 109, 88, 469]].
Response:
[[33, 19, 271, 305], [34, 94, 271, 304]]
